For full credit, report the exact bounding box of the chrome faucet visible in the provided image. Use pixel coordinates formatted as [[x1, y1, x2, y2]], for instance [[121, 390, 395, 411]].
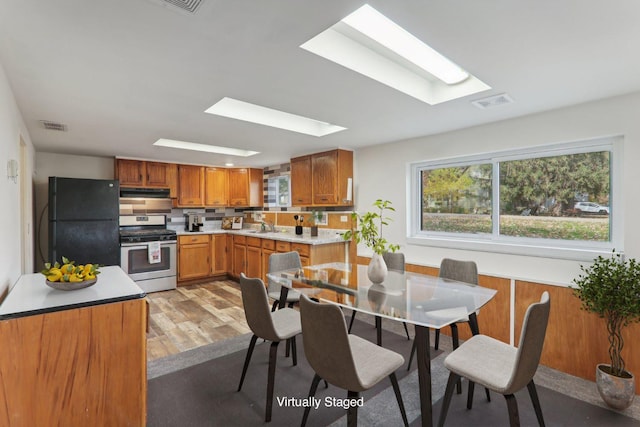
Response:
[[261, 221, 276, 232]]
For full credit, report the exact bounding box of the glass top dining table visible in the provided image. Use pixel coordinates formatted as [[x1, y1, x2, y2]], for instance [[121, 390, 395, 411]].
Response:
[[267, 262, 497, 427]]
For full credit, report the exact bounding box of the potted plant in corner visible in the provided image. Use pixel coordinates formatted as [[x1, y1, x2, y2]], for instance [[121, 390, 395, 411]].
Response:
[[572, 250, 640, 410], [342, 199, 400, 283]]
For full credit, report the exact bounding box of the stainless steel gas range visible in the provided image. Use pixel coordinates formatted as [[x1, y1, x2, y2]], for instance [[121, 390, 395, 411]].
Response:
[[119, 215, 177, 293]]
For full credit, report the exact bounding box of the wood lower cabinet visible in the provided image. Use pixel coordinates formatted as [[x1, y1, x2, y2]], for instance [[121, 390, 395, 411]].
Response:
[[246, 237, 262, 279], [232, 235, 247, 277], [178, 165, 205, 207], [178, 235, 210, 281], [211, 234, 227, 275], [0, 299, 147, 426], [178, 232, 347, 285]]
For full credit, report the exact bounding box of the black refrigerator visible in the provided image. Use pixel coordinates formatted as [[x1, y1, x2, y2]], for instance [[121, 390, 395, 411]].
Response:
[[48, 177, 120, 266]]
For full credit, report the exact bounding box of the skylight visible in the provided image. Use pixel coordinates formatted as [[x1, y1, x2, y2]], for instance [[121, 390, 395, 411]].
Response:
[[205, 97, 346, 137], [300, 4, 490, 105], [153, 138, 259, 157]]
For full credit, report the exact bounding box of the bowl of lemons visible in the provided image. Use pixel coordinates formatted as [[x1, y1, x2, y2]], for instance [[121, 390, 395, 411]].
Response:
[[41, 257, 100, 291]]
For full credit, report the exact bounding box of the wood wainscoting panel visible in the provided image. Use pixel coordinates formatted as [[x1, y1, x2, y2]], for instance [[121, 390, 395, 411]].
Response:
[[0, 299, 147, 426], [453, 275, 511, 344], [515, 280, 640, 394]]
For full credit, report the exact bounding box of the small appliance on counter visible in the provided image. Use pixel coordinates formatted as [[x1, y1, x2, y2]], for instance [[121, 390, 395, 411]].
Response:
[[185, 213, 204, 232]]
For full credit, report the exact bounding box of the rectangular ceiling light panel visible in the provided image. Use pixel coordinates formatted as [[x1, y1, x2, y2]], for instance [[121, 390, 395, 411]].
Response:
[[153, 138, 259, 157], [205, 97, 346, 137], [301, 4, 490, 105]]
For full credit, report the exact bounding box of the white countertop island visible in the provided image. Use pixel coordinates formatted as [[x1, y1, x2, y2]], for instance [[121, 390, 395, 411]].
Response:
[[0, 265, 145, 319]]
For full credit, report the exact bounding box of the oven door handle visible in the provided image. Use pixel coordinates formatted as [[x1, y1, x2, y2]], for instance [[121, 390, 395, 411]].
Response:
[[121, 242, 177, 249]]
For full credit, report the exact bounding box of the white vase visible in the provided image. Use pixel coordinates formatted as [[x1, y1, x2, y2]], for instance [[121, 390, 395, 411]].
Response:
[[368, 253, 388, 284]]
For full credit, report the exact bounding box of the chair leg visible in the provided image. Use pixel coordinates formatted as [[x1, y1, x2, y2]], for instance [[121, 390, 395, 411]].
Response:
[[450, 324, 462, 394], [347, 390, 359, 427], [402, 322, 411, 340], [290, 336, 297, 366], [265, 341, 280, 423], [527, 380, 545, 427], [301, 374, 322, 427], [271, 300, 278, 312], [504, 394, 520, 427], [348, 310, 357, 333], [286, 338, 290, 357], [389, 373, 409, 427], [437, 372, 460, 427], [237, 335, 258, 392], [434, 328, 440, 350], [407, 340, 417, 371], [467, 380, 475, 409], [375, 316, 382, 346]]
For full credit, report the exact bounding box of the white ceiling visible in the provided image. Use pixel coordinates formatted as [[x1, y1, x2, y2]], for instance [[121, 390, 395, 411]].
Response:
[[2, 0, 640, 168]]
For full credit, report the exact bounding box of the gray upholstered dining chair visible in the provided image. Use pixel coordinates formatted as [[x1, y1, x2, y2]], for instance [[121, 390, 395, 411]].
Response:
[[267, 251, 302, 311], [434, 258, 480, 351], [438, 291, 550, 427], [237, 273, 302, 423], [347, 252, 411, 342], [299, 295, 409, 427]]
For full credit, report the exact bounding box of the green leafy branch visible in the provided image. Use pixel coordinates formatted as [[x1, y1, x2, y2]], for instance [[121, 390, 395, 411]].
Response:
[[342, 199, 400, 255]]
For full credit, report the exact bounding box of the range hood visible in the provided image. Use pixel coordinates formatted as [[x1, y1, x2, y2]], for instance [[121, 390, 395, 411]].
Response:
[[119, 187, 171, 198]]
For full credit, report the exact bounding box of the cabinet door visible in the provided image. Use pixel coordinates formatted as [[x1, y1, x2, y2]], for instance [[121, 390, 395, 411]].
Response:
[[178, 243, 210, 280], [291, 155, 312, 206], [178, 165, 205, 206], [205, 167, 228, 207], [312, 151, 338, 205], [228, 168, 249, 206], [248, 168, 263, 207], [246, 245, 262, 279], [233, 243, 246, 277], [261, 248, 274, 284], [116, 159, 145, 187], [211, 235, 227, 275], [146, 162, 172, 188]]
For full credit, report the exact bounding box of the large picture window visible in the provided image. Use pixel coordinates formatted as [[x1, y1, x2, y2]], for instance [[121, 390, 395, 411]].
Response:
[[409, 138, 621, 260]]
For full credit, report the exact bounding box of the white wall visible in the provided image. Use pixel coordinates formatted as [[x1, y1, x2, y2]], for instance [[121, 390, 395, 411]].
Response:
[[354, 91, 640, 286], [0, 61, 35, 295], [33, 152, 114, 268]]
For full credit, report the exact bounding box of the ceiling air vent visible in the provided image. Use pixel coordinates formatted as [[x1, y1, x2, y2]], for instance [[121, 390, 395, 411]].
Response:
[[40, 120, 68, 132], [471, 93, 514, 109], [148, 0, 204, 14]]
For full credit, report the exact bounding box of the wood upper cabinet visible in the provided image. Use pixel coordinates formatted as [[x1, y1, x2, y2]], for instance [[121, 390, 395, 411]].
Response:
[[291, 155, 312, 206], [116, 159, 145, 187], [228, 168, 263, 207], [290, 149, 353, 207], [312, 149, 353, 206], [115, 159, 177, 197], [178, 165, 205, 207], [205, 167, 228, 207]]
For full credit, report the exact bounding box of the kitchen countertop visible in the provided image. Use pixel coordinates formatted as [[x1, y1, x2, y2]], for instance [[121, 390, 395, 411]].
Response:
[[0, 266, 145, 320], [175, 228, 347, 245]]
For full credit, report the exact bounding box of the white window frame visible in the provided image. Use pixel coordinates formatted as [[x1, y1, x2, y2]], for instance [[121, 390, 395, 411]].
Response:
[[407, 136, 623, 261], [269, 175, 291, 208]]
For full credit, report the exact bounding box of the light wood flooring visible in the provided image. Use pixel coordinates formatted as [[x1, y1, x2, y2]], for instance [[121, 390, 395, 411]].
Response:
[[146, 280, 250, 361]]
